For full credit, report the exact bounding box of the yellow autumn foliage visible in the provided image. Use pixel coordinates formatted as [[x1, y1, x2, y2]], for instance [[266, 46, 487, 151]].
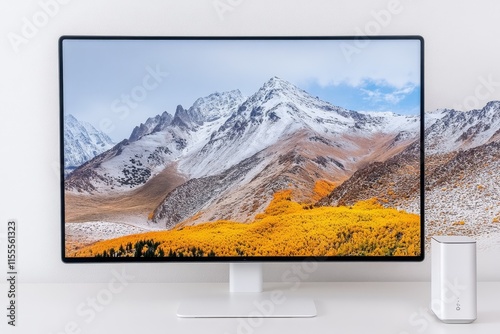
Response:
[[312, 179, 336, 201], [70, 190, 421, 258], [255, 190, 302, 219]]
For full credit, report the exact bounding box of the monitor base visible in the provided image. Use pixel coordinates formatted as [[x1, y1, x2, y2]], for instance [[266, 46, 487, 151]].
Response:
[[177, 292, 317, 318], [177, 263, 317, 318]]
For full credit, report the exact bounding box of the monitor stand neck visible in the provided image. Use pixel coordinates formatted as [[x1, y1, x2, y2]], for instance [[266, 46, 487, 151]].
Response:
[[177, 263, 316, 318], [230, 263, 263, 293]]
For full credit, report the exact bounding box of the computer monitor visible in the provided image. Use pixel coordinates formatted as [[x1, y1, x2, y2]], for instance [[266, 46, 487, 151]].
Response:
[[60, 36, 424, 317]]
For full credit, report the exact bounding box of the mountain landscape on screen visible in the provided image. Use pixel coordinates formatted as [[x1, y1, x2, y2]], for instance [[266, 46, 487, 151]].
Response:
[[65, 77, 424, 257]]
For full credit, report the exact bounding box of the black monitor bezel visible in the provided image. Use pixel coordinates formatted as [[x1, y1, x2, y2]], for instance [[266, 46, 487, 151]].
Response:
[[59, 35, 425, 263]]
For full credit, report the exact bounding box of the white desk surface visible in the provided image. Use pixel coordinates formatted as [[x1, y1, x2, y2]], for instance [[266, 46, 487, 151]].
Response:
[[2, 282, 499, 334]]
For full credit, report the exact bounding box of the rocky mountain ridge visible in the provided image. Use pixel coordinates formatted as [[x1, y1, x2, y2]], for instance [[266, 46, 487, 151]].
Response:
[[65, 77, 419, 193], [63, 114, 115, 176]]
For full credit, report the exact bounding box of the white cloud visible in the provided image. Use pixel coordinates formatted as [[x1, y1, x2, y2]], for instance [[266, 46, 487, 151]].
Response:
[[361, 83, 417, 106]]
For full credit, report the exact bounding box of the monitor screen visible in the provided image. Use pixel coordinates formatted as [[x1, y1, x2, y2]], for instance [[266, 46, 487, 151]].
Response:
[[60, 36, 424, 262]]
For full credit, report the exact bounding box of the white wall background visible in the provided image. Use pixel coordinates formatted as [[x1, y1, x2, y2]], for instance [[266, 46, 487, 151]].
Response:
[[0, 0, 499, 284]]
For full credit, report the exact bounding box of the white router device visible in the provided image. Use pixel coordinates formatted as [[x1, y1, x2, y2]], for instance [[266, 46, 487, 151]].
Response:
[[431, 236, 477, 323]]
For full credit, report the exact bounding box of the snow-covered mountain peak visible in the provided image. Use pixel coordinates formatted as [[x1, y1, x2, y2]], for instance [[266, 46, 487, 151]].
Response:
[[478, 100, 500, 122], [425, 101, 500, 154], [129, 111, 173, 142], [180, 77, 419, 178], [66, 114, 78, 124], [188, 89, 245, 122], [248, 77, 362, 123], [171, 104, 195, 128], [252, 76, 312, 103], [261, 76, 295, 90], [483, 100, 500, 111], [64, 114, 115, 175]]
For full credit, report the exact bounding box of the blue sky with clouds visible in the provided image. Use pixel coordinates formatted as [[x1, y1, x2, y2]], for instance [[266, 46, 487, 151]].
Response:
[[62, 38, 421, 142], [307, 79, 421, 114]]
